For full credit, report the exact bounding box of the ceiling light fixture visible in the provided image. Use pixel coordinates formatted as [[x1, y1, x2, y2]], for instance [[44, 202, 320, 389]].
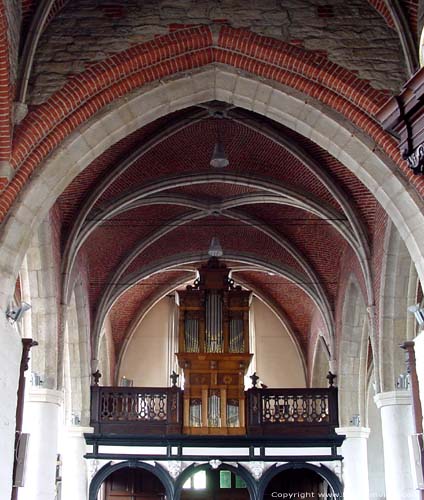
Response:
[[210, 117, 229, 168], [210, 141, 229, 168], [208, 237, 223, 257]]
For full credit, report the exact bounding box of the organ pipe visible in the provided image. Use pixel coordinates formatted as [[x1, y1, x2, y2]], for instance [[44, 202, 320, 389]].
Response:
[[205, 291, 223, 353]]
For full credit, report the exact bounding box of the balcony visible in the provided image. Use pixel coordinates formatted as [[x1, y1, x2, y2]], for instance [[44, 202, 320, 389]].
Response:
[[89, 385, 339, 439]]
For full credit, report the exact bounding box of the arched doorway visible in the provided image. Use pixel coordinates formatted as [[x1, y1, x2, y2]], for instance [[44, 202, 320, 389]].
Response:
[[259, 463, 343, 499], [103, 468, 166, 499], [89, 462, 173, 500], [174, 464, 256, 500]]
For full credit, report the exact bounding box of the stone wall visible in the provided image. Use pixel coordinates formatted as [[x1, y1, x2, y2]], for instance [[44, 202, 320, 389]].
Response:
[[28, 0, 407, 104], [4, 0, 20, 85]]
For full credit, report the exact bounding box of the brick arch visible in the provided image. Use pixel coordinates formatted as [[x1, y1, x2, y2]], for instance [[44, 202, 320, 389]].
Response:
[[1, 67, 424, 313], [368, 0, 396, 28], [2, 25, 409, 219]]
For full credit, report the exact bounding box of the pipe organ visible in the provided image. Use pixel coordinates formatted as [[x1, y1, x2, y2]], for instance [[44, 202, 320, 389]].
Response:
[[176, 258, 252, 435]]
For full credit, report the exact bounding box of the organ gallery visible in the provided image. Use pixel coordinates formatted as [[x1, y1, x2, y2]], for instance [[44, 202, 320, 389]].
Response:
[[176, 257, 252, 435]]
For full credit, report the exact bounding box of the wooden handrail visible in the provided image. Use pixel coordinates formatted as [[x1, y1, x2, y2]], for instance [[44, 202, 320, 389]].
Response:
[[90, 385, 338, 437]]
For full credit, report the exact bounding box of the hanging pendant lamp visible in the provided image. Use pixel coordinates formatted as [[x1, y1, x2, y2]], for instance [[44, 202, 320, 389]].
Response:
[[208, 237, 223, 257], [210, 141, 229, 168]]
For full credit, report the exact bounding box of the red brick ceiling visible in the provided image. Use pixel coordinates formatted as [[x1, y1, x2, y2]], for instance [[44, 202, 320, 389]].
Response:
[[55, 105, 380, 368], [108, 269, 195, 354]]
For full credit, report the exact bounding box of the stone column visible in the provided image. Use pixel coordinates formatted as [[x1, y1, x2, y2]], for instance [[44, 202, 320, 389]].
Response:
[[413, 331, 424, 427], [374, 390, 419, 500], [0, 317, 22, 500], [336, 426, 370, 500], [61, 426, 93, 500], [19, 388, 62, 500]]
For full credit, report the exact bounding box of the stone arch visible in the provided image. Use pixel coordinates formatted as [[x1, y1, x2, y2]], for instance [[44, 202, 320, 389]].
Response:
[[311, 334, 330, 388], [99, 260, 308, 385], [338, 275, 369, 426], [366, 366, 386, 499], [92, 251, 324, 361], [19, 213, 59, 389], [8, 24, 397, 192], [258, 462, 343, 499], [173, 462, 258, 500], [63, 276, 91, 425], [379, 220, 419, 392], [0, 66, 423, 314], [88, 460, 174, 500], [97, 319, 114, 386]]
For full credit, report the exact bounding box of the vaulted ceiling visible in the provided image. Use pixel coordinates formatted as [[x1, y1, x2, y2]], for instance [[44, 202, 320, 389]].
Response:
[[4, 0, 423, 377], [55, 104, 378, 365]]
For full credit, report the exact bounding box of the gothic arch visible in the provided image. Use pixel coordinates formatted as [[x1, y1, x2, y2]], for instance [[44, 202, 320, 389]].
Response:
[[311, 334, 331, 388], [20, 213, 59, 389], [63, 278, 91, 425], [173, 462, 258, 500], [338, 275, 369, 426], [378, 220, 419, 391], [92, 251, 326, 360], [257, 462, 343, 499], [0, 66, 423, 315], [88, 461, 174, 500]]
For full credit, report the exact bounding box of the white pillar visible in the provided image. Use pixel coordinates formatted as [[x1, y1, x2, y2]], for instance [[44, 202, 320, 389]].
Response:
[[374, 390, 419, 500], [0, 318, 22, 500], [19, 388, 62, 500], [61, 426, 93, 500], [336, 426, 370, 500], [413, 331, 424, 430]]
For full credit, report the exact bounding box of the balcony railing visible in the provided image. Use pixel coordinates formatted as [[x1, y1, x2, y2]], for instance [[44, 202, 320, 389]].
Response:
[[246, 387, 339, 436], [90, 386, 182, 435], [90, 385, 338, 437]]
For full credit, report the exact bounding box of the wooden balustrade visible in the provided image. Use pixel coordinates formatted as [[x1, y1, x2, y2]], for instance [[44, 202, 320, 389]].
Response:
[[90, 385, 338, 438], [90, 386, 182, 435], [246, 387, 339, 436]]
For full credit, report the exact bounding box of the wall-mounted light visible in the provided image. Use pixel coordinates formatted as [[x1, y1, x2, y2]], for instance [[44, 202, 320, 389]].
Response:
[[6, 302, 31, 323], [396, 372, 410, 390], [350, 414, 360, 427], [70, 413, 81, 425], [30, 372, 43, 387], [408, 304, 424, 326]]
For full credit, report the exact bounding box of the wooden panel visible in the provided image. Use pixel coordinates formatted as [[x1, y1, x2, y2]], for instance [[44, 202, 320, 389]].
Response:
[[105, 468, 166, 500]]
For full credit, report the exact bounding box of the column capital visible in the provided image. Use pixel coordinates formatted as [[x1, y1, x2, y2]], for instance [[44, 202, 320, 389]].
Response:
[[335, 426, 370, 439], [27, 388, 63, 405], [374, 390, 412, 408]]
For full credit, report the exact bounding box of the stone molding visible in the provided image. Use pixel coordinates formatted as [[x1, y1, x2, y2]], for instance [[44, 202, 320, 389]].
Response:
[[374, 390, 412, 408], [336, 426, 371, 439], [27, 388, 63, 405], [0, 161, 13, 181]]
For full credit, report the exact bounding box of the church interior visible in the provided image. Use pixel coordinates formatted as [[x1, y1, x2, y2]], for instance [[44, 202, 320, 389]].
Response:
[[0, 1, 424, 499]]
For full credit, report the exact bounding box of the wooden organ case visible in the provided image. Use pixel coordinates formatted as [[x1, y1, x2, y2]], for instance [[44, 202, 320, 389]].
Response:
[[176, 258, 252, 435]]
